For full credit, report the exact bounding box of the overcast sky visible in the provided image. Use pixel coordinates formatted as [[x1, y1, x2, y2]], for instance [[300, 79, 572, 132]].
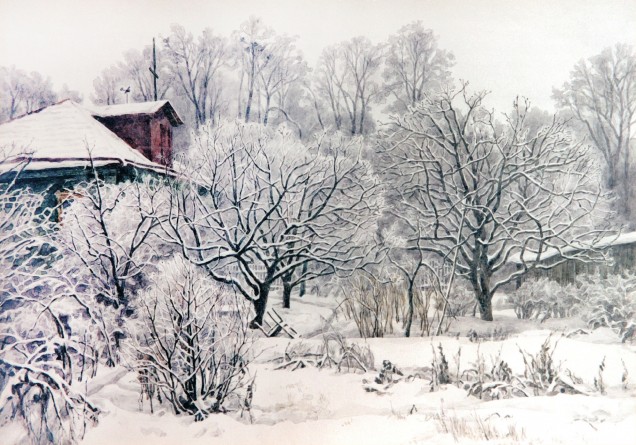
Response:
[[1, 0, 634, 113]]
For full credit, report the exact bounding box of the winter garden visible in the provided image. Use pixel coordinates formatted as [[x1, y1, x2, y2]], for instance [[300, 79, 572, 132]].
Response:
[[1, 15, 636, 445]]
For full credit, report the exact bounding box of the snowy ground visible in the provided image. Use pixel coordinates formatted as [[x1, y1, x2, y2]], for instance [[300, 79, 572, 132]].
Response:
[[27, 294, 636, 444]]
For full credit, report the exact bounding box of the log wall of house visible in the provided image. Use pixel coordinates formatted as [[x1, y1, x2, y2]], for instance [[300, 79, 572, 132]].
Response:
[[522, 243, 636, 285]]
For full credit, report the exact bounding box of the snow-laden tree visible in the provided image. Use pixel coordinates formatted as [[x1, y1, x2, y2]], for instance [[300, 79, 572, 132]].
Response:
[[56, 175, 170, 364], [160, 121, 380, 327], [554, 44, 636, 219], [379, 84, 609, 321], [0, 66, 58, 122], [383, 21, 454, 113], [0, 169, 99, 442], [126, 257, 253, 419]]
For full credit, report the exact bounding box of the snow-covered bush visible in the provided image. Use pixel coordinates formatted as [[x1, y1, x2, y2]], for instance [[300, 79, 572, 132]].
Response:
[[126, 258, 254, 420], [444, 281, 476, 318], [509, 278, 580, 320], [0, 187, 99, 444], [273, 333, 374, 373], [0, 302, 99, 444], [576, 273, 636, 342], [56, 178, 170, 365], [340, 274, 402, 338]]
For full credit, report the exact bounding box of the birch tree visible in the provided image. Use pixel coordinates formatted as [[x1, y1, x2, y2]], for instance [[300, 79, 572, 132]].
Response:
[[380, 84, 608, 321]]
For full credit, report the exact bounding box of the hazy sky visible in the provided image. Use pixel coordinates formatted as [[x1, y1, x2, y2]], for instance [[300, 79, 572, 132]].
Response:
[[1, 0, 634, 113]]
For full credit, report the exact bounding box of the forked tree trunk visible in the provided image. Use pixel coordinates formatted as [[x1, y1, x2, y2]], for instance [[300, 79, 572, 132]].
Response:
[[249, 284, 270, 329]]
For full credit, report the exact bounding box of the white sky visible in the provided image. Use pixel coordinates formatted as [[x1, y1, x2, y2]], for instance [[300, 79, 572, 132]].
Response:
[[0, 0, 634, 113]]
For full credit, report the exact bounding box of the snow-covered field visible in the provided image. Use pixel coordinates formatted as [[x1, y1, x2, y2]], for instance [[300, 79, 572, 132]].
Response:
[[59, 294, 636, 445]]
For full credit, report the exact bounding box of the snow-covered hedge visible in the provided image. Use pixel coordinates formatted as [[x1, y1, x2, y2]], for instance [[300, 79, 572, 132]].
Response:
[[508, 278, 581, 321], [576, 274, 636, 343], [510, 274, 636, 342]]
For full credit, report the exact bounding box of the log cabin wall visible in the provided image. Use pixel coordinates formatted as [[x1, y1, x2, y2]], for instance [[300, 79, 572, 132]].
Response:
[[521, 242, 636, 285]]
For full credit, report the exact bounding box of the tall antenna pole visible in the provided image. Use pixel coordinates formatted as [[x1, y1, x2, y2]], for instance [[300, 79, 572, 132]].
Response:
[[149, 37, 159, 101]]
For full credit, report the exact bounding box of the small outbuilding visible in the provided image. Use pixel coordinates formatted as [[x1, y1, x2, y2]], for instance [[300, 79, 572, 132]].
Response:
[[511, 232, 636, 285]]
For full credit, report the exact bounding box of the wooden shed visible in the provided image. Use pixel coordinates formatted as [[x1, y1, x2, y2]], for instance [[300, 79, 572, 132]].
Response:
[[512, 232, 636, 285]]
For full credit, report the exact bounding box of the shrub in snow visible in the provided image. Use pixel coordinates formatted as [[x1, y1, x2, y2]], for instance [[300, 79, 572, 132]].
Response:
[[509, 278, 580, 320], [461, 346, 522, 399], [126, 258, 254, 420], [518, 334, 561, 395], [274, 333, 374, 373], [576, 273, 636, 342], [0, 187, 99, 444], [340, 274, 401, 338], [444, 281, 476, 318]]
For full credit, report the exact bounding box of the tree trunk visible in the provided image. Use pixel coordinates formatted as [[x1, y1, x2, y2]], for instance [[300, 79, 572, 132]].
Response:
[[299, 262, 308, 297], [477, 293, 493, 321], [282, 275, 293, 309], [249, 284, 270, 329], [404, 284, 414, 338]]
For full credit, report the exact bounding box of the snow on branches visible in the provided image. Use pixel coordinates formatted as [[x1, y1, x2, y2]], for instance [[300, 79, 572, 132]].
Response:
[[379, 83, 610, 321], [161, 121, 381, 327]]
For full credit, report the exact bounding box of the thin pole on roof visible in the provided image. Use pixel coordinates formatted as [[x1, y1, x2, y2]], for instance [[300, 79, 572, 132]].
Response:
[[149, 38, 159, 101]]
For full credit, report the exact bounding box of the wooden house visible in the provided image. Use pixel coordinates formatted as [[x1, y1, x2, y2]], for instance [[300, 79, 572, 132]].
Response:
[[0, 99, 182, 184], [0, 99, 183, 215], [511, 232, 636, 285]]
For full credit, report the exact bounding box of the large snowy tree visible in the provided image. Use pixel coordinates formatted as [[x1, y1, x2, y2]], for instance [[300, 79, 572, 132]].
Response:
[[379, 84, 608, 321], [159, 121, 379, 327]]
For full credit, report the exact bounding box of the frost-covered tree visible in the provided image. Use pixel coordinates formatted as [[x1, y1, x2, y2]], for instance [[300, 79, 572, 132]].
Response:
[[554, 44, 636, 218], [0, 66, 58, 122], [119, 46, 174, 103], [160, 122, 379, 326], [314, 37, 385, 135], [233, 17, 309, 129], [379, 84, 608, 321], [56, 174, 169, 363], [383, 21, 454, 113], [127, 257, 253, 419], [164, 24, 227, 127], [92, 64, 124, 105]]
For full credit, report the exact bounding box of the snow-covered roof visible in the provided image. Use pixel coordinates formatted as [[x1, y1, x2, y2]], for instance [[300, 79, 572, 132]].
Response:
[[509, 231, 636, 265], [90, 100, 183, 126], [0, 100, 171, 175]]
